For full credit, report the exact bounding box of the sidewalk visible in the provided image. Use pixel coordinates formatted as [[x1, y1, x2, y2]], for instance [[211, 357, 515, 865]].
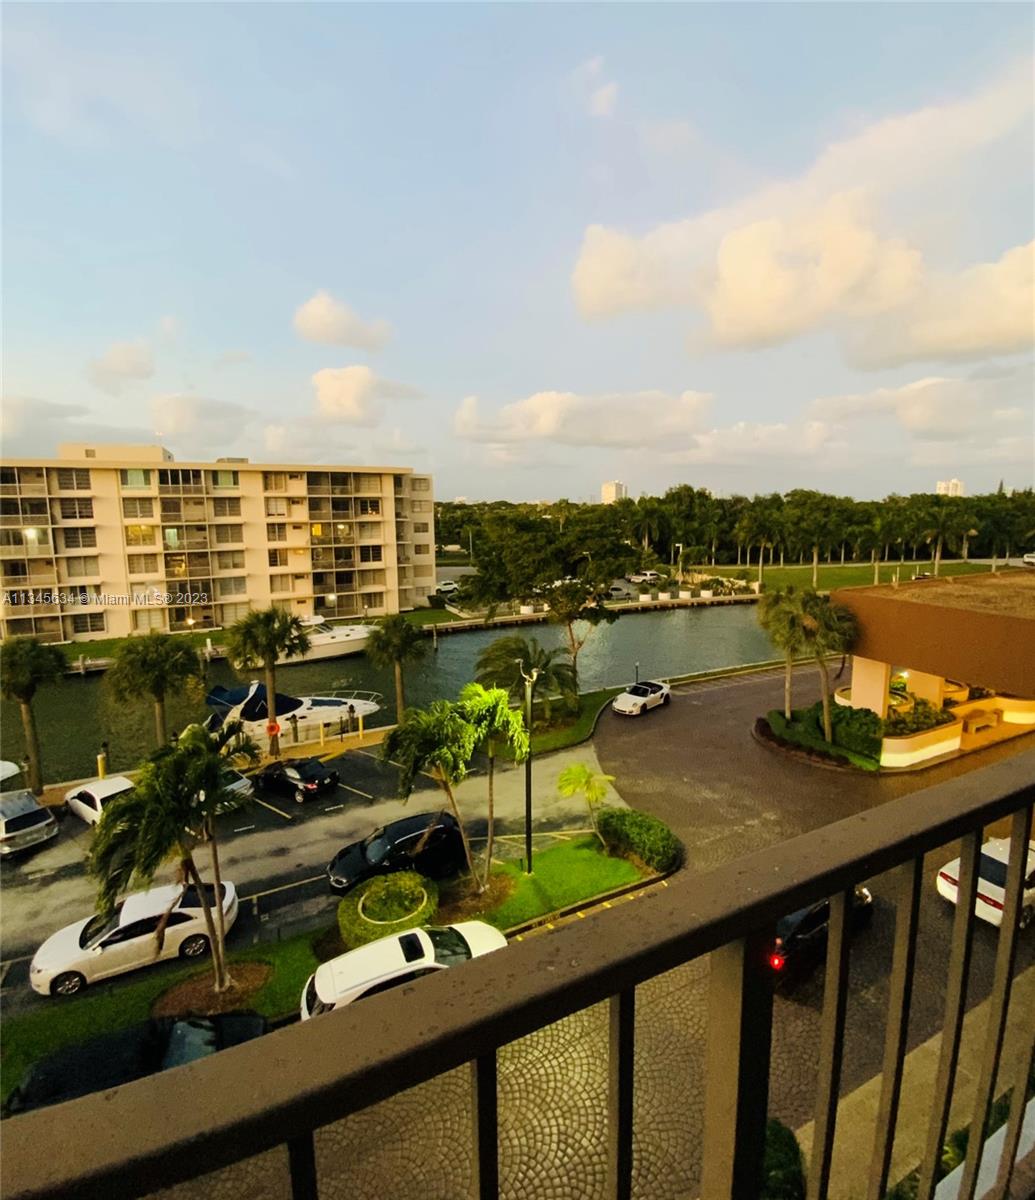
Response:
[[795, 964, 1035, 1197]]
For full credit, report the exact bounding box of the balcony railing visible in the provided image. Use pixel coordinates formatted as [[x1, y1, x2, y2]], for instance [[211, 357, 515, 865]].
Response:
[[2, 755, 1033, 1200]]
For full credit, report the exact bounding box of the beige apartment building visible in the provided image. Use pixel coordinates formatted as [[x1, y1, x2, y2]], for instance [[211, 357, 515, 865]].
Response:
[[0, 444, 435, 643]]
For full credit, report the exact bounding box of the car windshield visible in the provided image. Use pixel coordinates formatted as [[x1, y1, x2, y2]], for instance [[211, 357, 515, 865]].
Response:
[[978, 853, 1008, 889], [426, 927, 472, 967], [626, 685, 650, 697], [180, 883, 227, 909], [3, 809, 52, 834], [80, 910, 122, 950], [364, 834, 390, 864], [305, 976, 333, 1017], [296, 761, 323, 779]]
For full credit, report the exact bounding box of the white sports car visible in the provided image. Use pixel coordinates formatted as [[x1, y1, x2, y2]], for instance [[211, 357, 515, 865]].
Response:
[[612, 680, 671, 717]]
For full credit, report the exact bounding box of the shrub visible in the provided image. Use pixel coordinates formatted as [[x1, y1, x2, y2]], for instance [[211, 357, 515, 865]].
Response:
[[761, 1119, 806, 1200], [337, 871, 439, 949], [882, 696, 955, 737], [596, 807, 683, 873], [829, 704, 883, 759], [767, 707, 880, 772], [427, 593, 447, 609]]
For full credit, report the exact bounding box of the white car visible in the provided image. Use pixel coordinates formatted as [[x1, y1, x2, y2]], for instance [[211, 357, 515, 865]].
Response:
[[612, 680, 671, 717], [64, 775, 134, 826], [436, 580, 460, 595], [30, 881, 239, 997], [1022, 552, 1035, 567], [628, 570, 662, 585], [936, 838, 1035, 929], [301, 921, 507, 1019]]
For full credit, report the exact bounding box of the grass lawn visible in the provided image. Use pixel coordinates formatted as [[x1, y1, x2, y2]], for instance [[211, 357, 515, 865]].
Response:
[[401, 608, 465, 626], [0, 931, 322, 1105], [530, 688, 623, 754], [486, 836, 644, 929], [714, 560, 991, 592], [56, 629, 215, 664]]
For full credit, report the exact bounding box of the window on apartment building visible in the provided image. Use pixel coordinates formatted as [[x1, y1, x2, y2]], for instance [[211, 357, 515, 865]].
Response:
[[212, 497, 242, 517], [3, 561, 29, 580], [120, 469, 151, 487], [215, 550, 245, 570], [362, 592, 385, 608], [64, 556, 100, 577], [358, 498, 381, 515], [122, 497, 154, 519], [357, 522, 381, 540], [56, 468, 91, 490], [414, 544, 430, 555], [72, 613, 106, 634], [62, 527, 97, 549], [413, 522, 430, 533], [411, 477, 430, 492], [132, 609, 165, 632], [267, 549, 287, 567], [127, 554, 159, 575], [410, 500, 429, 513], [124, 525, 156, 547], [219, 601, 251, 623], [20, 501, 49, 522], [59, 498, 94, 520], [214, 524, 243, 545], [263, 472, 286, 491], [216, 576, 246, 597], [359, 545, 383, 563], [265, 497, 288, 517], [160, 500, 183, 521], [267, 523, 287, 542], [0, 468, 16, 486], [158, 469, 203, 487], [209, 470, 239, 488], [269, 574, 291, 593]]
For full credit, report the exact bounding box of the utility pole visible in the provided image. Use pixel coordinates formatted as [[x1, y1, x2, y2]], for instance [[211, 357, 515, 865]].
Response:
[[516, 660, 540, 874]]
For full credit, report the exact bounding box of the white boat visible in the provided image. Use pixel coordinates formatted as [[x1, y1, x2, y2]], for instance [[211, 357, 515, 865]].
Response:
[[205, 681, 381, 742], [277, 617, 377, 665]]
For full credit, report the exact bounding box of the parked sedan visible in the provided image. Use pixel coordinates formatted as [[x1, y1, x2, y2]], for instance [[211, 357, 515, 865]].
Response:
[[936, 838, 1035, 928], [436, 580, 460, 594], [254, 758, 339, 803], [627, 570, 662, 585], [301, 921, 507, 1018], [327, 811, 465, 894], [4, 1012, 267, 1114], [30, 881, 238, 997], [767, 886, 874, 985], [611, 680, 671, 717], [64, 775, 135, 826]]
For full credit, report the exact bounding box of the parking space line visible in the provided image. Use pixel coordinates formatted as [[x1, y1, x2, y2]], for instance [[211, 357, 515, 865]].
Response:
[[241, 874, 324, 902], [324, 803, 344, 813], [253, 796, 293, 821], [233, 824, 256, 833], [339, 783, 374, 800]]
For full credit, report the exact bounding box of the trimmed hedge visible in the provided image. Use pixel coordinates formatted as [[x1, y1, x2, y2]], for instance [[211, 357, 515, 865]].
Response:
[[767, 707, 880, 771], [829, 702, 883, 759], [596, 807, 683, 873], [883, 696, 955, 737], [337, 871, 439, 950]]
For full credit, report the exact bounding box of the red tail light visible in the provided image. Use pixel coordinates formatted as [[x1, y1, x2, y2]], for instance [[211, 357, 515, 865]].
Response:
[[305, 781, 319, 789], [769, 953, 786, 971], [939, 871, 958, 887], [977, 892, 1004, 911]]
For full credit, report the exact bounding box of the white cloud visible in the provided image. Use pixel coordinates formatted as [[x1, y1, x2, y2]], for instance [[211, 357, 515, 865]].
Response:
[[454, 388, 712, 449], [312, 366, 418, 426], [572, 56, 618, 119], [87, 340, 154, 395], [571, 59, 1034, 363], [263, 420, 356, 462], [663, 420, 833, 465], [150, 394, 250, 441], [0, 396, 152, 456], [372, 426, 425, 457], [293, 291, 391, 351]]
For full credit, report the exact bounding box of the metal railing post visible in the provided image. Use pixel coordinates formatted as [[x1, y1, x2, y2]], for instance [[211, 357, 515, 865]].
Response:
[[607, 989, 636, 1200], [471, 1053, 499, 1200]]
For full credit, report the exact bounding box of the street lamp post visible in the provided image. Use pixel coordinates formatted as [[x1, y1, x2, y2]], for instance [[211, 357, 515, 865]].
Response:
[[515, 659, 540, 874], [635, 661, 640, 683]]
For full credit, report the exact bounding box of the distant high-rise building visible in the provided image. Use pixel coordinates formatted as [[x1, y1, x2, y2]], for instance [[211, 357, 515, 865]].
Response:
[[936, 478, 965, 497], [601, 480, 628, 504]]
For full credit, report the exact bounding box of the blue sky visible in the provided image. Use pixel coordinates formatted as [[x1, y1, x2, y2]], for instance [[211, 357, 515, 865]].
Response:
[[3, 3, 1032, 500]]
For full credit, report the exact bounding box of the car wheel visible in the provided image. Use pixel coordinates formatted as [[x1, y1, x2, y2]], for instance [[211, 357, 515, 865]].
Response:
[[663, 693, 671, 706], [639, 704, 646, 715], [179, 934, 210, 959], [51, 971, 86, 997], [295, 789, 306, 804]]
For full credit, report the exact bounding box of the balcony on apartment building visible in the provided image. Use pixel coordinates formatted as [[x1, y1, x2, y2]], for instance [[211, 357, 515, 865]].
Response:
[[3, 756, 1032, 1200]]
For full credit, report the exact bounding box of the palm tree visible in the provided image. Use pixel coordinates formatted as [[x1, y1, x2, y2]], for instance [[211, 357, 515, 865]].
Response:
[[89, 727, 249, 993], [458, 683, 528, 890], [382, 700, 479, 885], [475, 634, 577, 721], [556, 763, 615, 847], [365, 615, 428, 724], [0, 637, 66, 794], [106, 632, 202, 747], [224, 607, 310, 755], [632, 497, 665, 553], [800, 592, 858, 743], [757, 587, 811, 720]]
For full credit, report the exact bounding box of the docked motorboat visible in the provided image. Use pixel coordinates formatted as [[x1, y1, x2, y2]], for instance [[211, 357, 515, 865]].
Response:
[[277, 618, 376, 665], [204, 681, 381, 742]]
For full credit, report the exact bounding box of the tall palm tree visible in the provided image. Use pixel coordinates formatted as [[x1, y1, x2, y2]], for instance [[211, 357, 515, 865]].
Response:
[[475, 634, 577, 721], [382, 700, 479, 885], [757, 587, 811, 720], [365, 615, 428, 724], [458, 683, 528, 891], [556, 763, 615, 847], [923, 498, 966, 577], [89, 727, 249, 993], [106, 632, 202, 747], [800, 592, 858, 743], [0, 637, 66, 794], [224, 607, 310, 755]]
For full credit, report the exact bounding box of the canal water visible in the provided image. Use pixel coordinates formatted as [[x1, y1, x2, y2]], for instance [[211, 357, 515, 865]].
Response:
[[1, 606, 775, 785]]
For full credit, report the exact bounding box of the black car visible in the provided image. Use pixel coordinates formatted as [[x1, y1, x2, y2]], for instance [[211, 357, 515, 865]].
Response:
[[767, 886, 873, 985], [327, 811, 465, 894], [255, 758, 339, 803], [3, 1013, 268, 1115]]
